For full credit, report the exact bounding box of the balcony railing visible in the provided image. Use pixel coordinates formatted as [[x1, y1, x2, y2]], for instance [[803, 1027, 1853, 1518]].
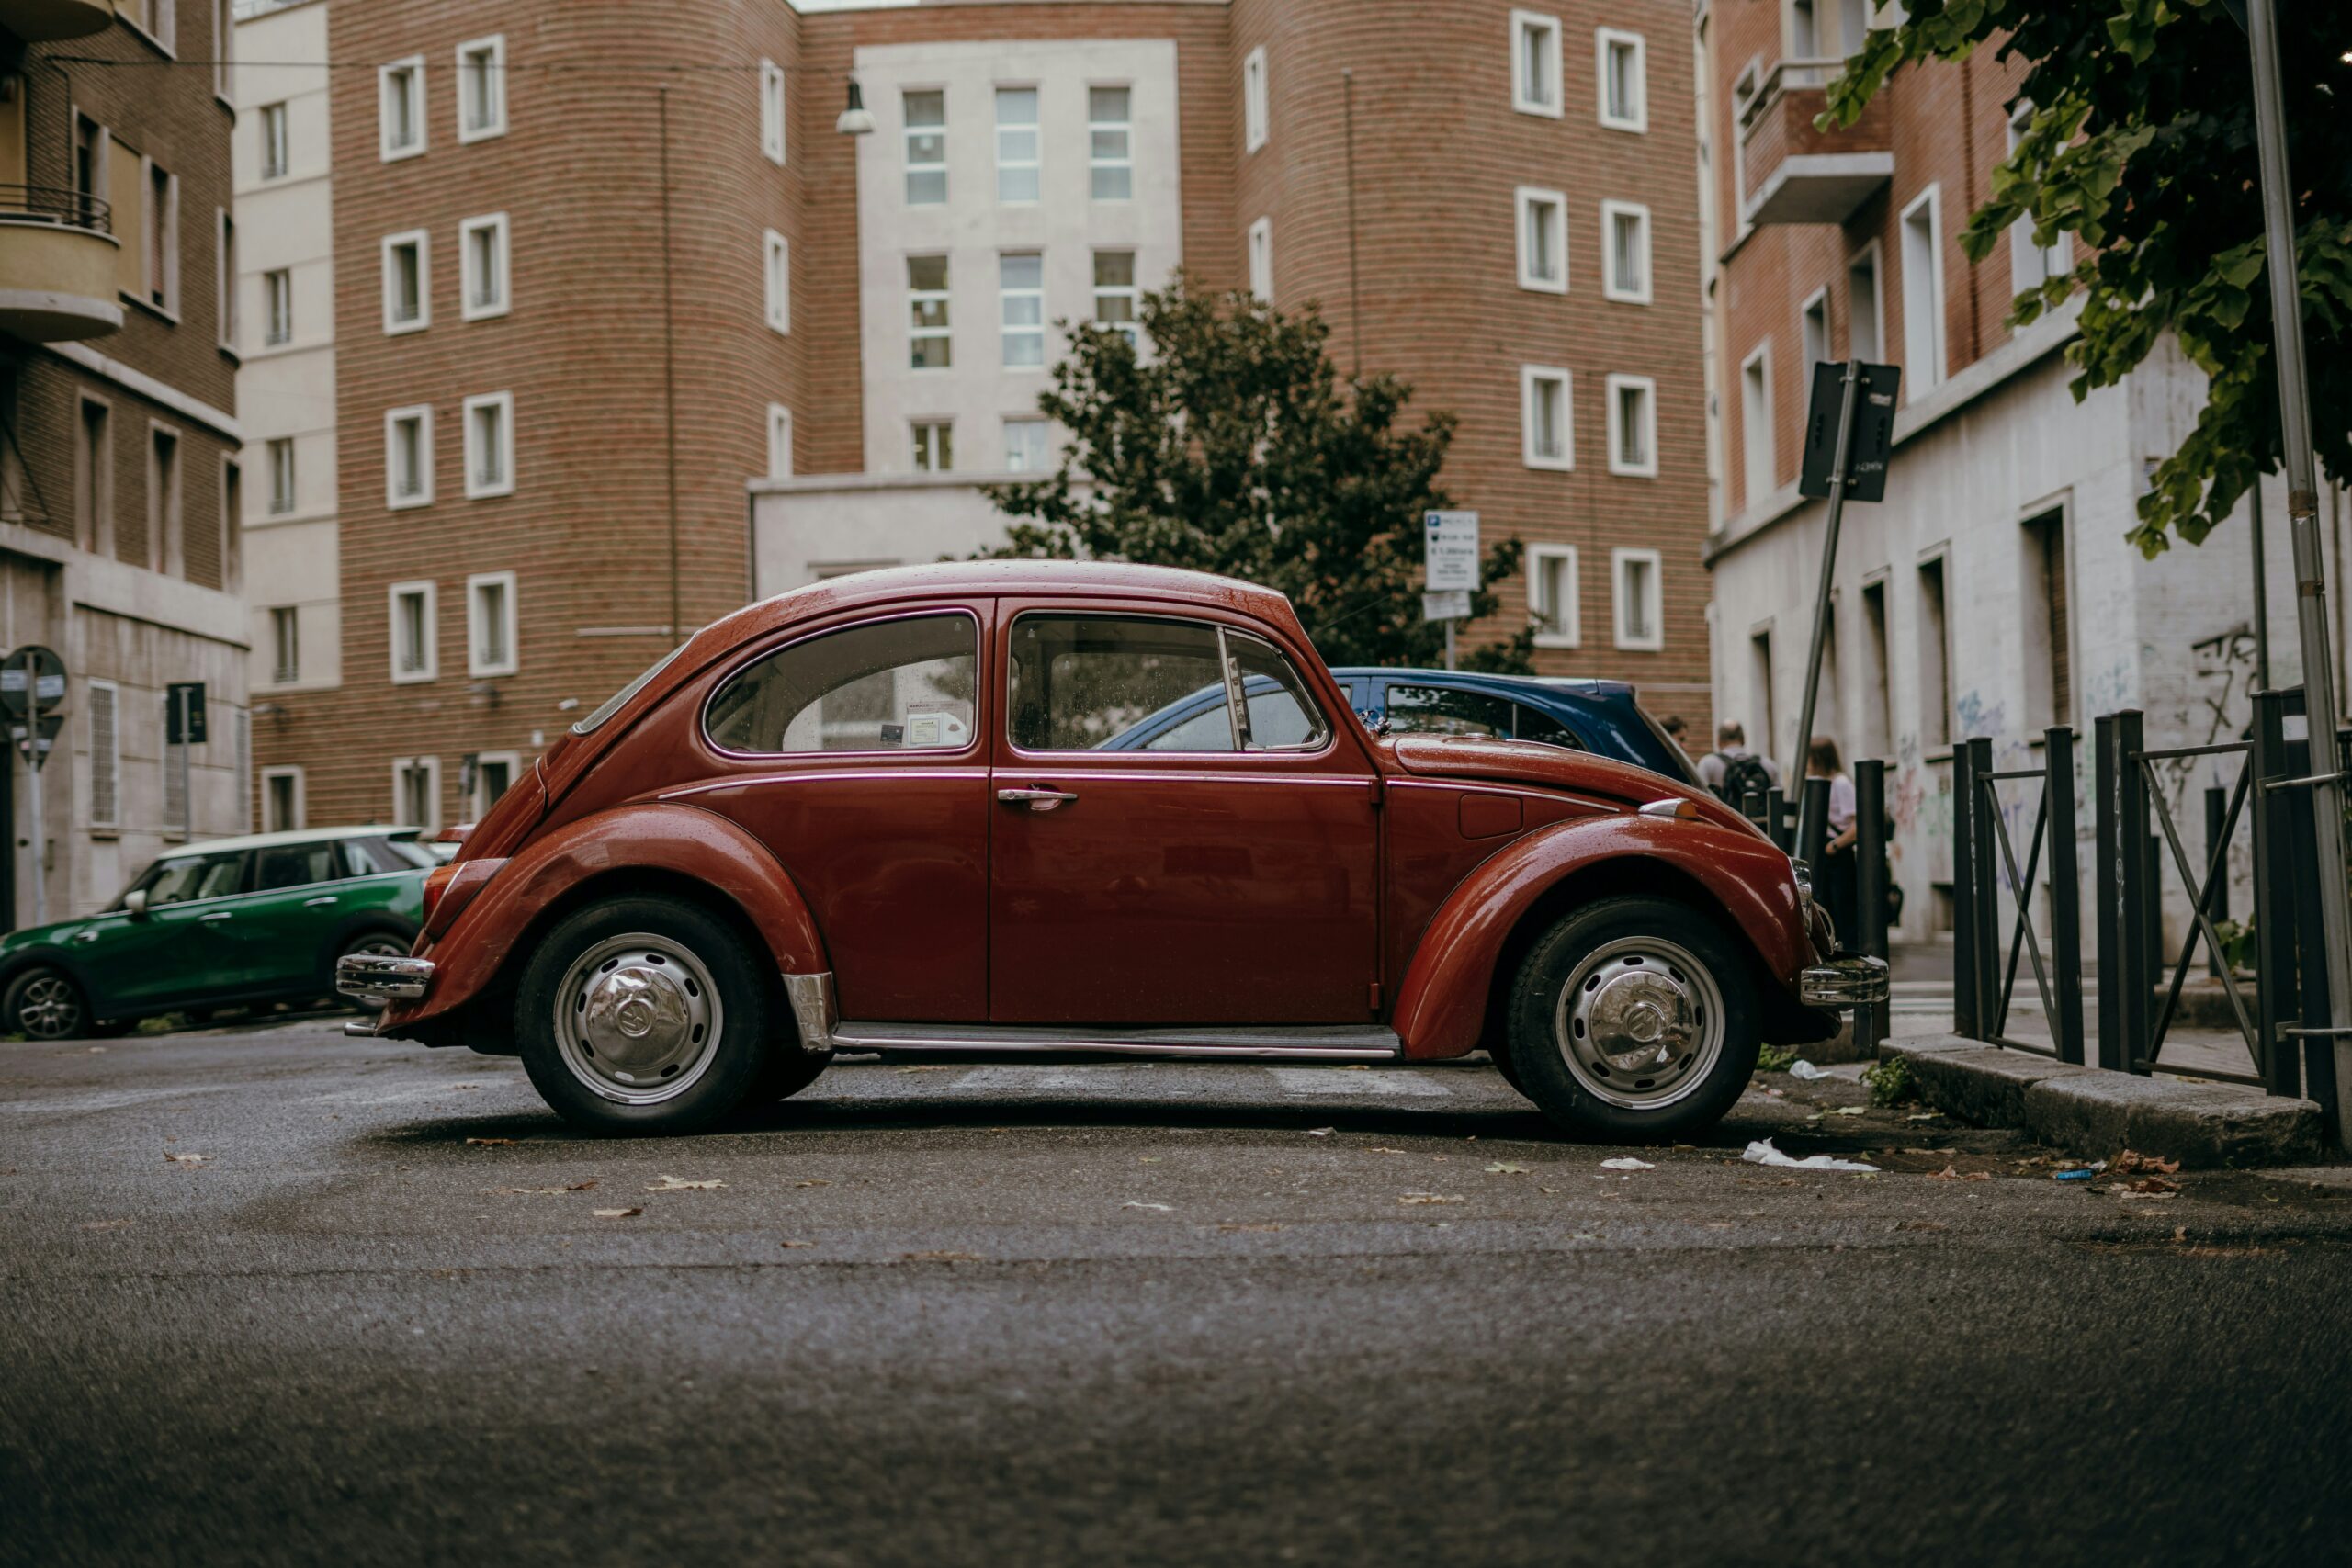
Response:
[[0, 184, 113, 235], [1735, 59, 1894, 228]]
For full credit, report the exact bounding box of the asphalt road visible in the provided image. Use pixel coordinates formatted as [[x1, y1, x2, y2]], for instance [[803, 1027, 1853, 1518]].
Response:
[[4, 1020, 2349, 1566]]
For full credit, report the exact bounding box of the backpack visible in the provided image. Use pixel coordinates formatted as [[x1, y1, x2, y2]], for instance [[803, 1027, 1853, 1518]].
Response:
[[1713, 752, 1774, 808]]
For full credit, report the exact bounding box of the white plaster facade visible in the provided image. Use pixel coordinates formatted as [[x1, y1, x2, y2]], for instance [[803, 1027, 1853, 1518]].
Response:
[[750, 472, 1014, 597]]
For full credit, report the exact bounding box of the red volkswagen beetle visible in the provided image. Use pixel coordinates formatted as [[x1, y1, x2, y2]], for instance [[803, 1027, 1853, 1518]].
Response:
[[342, 563, 1883, 1137]]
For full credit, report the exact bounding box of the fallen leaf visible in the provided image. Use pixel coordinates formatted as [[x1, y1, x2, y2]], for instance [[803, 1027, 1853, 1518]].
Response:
[[1398, 1193, 1461, 1205], [464, 1137, 516, 1147], [2129, 1174, 2182, 1195], [900, 1249, 983, 1262], [1962, 1170, 1993, 1182], [452, 1085, 481, 1092], [1484, 1162, 1529, 1175], [1599, 1157, 1653, 1171], [1367, 1147, 1406, 1156], [795, 1179, 831, 1189], [2171, 1225, 2189, 1244], [780, 1239, 813, 1248], [1306, 1127, 1335, 1138], [1122, 1201, 1174, 1212], [592, 1207, 642, 1219], [1900, 1148, 1958, 1157], [502, 1182, 599, 1195], [1832, 1105, 1868, 1117], [1217, 1223, 1284, 1233], [647, 1175, 726, 1191], [80, 1219, 133, 1231], [162, 1152, 209, 1166], [1905, 1112, 1941, 1122], [2108, 1150, 2182, 1178]]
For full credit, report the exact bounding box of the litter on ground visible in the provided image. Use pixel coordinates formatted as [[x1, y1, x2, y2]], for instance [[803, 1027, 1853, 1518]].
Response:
[[1739, 1139, 1878, 1173]]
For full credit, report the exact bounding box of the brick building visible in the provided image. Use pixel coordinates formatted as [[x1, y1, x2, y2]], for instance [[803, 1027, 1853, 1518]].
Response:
[[240, 0, 1711, 835], [0, 0, 247, 925]]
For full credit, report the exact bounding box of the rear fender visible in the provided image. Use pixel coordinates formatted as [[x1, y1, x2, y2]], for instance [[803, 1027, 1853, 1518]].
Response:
[[1391, 815, 1807, 1060], [379, 803, 827, 1033]]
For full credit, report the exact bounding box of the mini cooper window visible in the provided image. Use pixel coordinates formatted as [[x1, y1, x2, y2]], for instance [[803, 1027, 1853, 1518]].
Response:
[[130, 849, 249, 908], [1009, 615, 1328, 752], [707, 615, 978, 754], [1386, 684, 1516, 739]]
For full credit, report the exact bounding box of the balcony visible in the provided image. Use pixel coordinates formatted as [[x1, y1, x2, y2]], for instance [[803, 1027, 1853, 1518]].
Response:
[[0, 0, 115, 42], [1736, 58, 1894, 228], [0, 186, 122, 343]]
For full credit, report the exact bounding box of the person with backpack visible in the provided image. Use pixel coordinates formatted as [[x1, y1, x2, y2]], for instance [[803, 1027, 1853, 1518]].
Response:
[[1698, 721, 1781, 808]]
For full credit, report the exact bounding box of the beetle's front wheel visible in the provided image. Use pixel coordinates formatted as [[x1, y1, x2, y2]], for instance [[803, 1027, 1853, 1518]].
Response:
[[515, 896, 771, 1134], [1505, 896, 1758, 1141]]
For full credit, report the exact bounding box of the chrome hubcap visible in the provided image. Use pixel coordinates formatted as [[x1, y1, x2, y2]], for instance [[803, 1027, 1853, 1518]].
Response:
[[552, 933, 723, 1106], [1554, 936, 1724, 1111], [17, 973, 80, 1039]]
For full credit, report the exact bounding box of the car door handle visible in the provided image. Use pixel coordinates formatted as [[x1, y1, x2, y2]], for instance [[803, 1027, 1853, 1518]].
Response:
[[304, 896, 338, 907], [198, 911, 232, 923], [997, 784, 1079, 813], [72, 931, 100, 943]]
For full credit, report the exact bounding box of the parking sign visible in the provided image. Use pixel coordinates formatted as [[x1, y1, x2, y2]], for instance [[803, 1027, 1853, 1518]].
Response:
[[1423, 511, 1481, 592]]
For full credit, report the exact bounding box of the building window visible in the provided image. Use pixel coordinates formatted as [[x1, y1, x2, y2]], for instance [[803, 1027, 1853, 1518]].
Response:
[[1606, 374, 1657, 477], [1900, 185, 1947, 396], [903, 89, 946, 205], [908, 254, 950, 368], [263, 267, 292, 345], [463, 391, 514, 499], [220, 457, 241, 592], [468, 570, 518, 678], [380, 57, 426, 160], [1243, 46, 1269, 152], [260, 102, 290, 179], [760, 60, 786, 164], [144, 164, 179, 314], [1090, 86, 1132, 201], [262, 766, 303, 832], [266, 437, 295, 515], [1527, 544, 1578, 647], [460, 213, 510, 320], [1521, 365, 1572, 470], [1612, 547, 1663, 650], [216, 210, 237, 350], [1739, 343, 1773, 504], [390, 581, 437, 683], [1511, 11, 1564, 117], [1004, 417, 1049, 473], [1516, 186, 1566, 292], [1247, 217, 1272, 302], [1601, 200, 1651, 303], [1596, 28, 1646, 131], [1749, 628, 1776, 757], [469, 751, 519, 820], [2007, 106, 2071, 293], [1859, 577, 1893, 759], [1848, 241, 1884, 361], [1000, 252, 1045, 368], [767, 404, 793, 479], [1917, 554, 1951, 749], [995, 86, 1040, 204], [123, 0, 174, 51], [1730, 62, 1761, 230], [457, 35, 506, 142], [270, 605, 300, 683], [387, 405, 434, 508], [75, 396, 111, 555], [1800, 287, 1831, 370], [383, 231, 428, 333], [1093, 251, 1139, 345], [149, 424, 181, 575], [88, 679, 119, 829], [2022, 506, 2072, 729], [755, 229, 789, 334], [391, 756, 441, 832], [911, 421, 954, 473]]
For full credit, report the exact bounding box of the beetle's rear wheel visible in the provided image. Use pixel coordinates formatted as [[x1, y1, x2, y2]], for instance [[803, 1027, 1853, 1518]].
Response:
[[515, 896, 771, 1134], [1506, 895, 1758, 1141]]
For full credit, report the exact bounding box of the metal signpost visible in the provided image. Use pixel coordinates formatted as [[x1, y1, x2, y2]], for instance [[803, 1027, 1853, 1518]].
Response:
[[1, 646, 68, 927], [1789, 360, 1899, 793], [167, 682, 207, 846], [1422, 510, 1480, 671]]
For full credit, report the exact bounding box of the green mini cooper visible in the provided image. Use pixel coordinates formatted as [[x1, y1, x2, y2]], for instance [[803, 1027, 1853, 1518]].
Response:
[[0, 827, 437, 1041]]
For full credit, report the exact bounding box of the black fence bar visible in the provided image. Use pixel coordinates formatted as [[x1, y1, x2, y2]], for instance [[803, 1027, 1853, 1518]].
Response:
[[1967, 737, 1999, 1040], [2094, 714, 2125, 1070], [1855, 758, 1889, 1051], [2204, 784, 2230, 979], [1795, 776, 1829, 871], [2046, 726, 2086, 1065], [2114, 710, 2152, 1074], [1951, 736, 1980, 1040], [2252, 691, 2298, 1100]]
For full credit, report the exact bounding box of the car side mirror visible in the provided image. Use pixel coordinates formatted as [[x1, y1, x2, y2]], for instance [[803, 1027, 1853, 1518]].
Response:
[[123, 888, 149, 918]]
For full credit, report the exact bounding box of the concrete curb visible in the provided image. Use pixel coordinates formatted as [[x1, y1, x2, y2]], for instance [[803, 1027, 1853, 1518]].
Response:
[[1879, 1034, 2324, 1168]]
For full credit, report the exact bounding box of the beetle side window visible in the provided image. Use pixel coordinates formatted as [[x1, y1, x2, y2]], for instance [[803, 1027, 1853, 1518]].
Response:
[[707, 615, 978, 754], [1012, 616, 1229, 751], [1386, 685, 1515, 739], [1223, 632, 1329, 749]]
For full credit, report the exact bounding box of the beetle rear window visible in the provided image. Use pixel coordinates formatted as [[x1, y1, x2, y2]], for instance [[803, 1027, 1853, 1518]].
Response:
[[707, 615, 978, 754]]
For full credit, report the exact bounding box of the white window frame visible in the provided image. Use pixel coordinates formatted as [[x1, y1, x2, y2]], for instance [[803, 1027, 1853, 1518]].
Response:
[[1247, 217, 1273, 302], [1088, 85, 1133, 202], [382, 229, 430, 334], [995, 85, 1040, 205], [909, 254, 950, 368], [269, 604, 300, 683], [124, 0, 174, 54], [1003, 416, 1049, 474], [88, 677, 120, 830], [1605, 373, 1658, 478], [1527, 544, 1579, 649], [1739, 341, 1774, 504], [469, 750, 522, 821], [459, 212, 510, 321], [259, 101, 289, 180], [1799, 285, 1831, 369], [141, 163, 180, 319], [261, 265, 292, 346], [766, 403, 794, 479], [260, 765, 306, 833], [389, 580, 438, 684], [386, 403, 434, 509], [1092, 250, 1140, 345], [266, 435, 295, 515], [379, 55, 426, 162], [2006, 105, 2071, 293], [1516, 186, 1566, 294], [466, 570, 519, 678], [1847, 238, 1885, 361], [1600, 199, 1652, 304], [910, 419, 954, 473], [999, 251, 1045, 369], [1612, 547, 1665, 651], [763, 229, 790, 334], [1511, 10, 1564, 118], [1521, 365, 1574, 471], [390, 755, 442, 832], [1595, 28, 1647, 132], [902, 88, 946, 206], [455, 34, 507, 143], [215, 208, 237, 352], [1899, 184, 1948, 397], [1243, 46, 1270, 152], [760, 59, 786, 165], [462, 391, 514, 500]]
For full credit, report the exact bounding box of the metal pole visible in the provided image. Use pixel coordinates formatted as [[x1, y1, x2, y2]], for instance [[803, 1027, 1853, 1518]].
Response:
[[2250, 481, 2271, 690], [2247, 0, 2352, 1143], [1855, 757, 1888, 1050], [26, 744, 42, 928], [1791, 362, 1861, 782], [1443, 619, 1456, 672], [1951, 739, 1978, 1040], [657, 86, 684, 645], [2046, 726, 2085, 1066]]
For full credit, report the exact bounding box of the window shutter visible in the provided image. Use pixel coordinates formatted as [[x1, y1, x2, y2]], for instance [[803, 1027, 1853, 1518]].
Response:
[[89, 683, 119, 828]]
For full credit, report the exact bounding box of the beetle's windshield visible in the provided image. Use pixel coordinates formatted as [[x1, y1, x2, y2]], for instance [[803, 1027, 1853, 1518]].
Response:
[[571, 642, 687, 736]]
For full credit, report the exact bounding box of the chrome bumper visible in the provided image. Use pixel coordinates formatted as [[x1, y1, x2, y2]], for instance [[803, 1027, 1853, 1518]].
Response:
[[336, 953, 435, 1003], [1799, 954, 1889, 1010]]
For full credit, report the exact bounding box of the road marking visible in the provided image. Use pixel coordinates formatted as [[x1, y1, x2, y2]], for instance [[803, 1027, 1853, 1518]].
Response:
[[1266, 1068, 1449, 1098]]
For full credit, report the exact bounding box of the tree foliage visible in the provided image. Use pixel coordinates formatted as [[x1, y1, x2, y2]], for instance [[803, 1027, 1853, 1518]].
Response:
[[1824, 0, 2352, 557], [979, 275, 1532, 670]]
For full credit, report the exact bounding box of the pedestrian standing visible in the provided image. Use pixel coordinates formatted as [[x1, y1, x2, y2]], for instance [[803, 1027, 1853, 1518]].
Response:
[[1698, 721, 1781, 807]]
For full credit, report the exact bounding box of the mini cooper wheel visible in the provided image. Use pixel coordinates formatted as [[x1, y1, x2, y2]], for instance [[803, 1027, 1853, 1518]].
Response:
[[6, 965, 89, 1042], [515, 896, 772, 1134], [1505, 896, 1758, 1141]]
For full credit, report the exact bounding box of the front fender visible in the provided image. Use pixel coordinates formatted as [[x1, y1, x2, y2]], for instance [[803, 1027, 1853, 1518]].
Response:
[[1391, 814, 1808, 1060], [379, 803, 828, 1033]]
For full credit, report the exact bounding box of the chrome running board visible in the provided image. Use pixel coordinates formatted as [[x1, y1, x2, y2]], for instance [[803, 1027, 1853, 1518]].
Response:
[[828, 1021, 1403, 1061]]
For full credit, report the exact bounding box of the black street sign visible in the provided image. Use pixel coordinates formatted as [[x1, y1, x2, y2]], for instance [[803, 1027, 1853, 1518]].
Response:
[[1798, 361, 1902, 503], [167, 682, 208, 746], [11, 712, 63, 769], [0, 645, 67, 722]]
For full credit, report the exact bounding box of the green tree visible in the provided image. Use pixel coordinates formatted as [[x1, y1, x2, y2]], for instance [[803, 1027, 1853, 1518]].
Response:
[[979, 275, 1533, 670], [1824, 0, 2352, 557]]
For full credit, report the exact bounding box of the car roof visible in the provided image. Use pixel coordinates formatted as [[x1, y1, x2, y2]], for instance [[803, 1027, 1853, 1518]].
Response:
[[1330, 668, 1635, 705], [723, 561, 1304, 644], [154, 825, 418, 861]]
